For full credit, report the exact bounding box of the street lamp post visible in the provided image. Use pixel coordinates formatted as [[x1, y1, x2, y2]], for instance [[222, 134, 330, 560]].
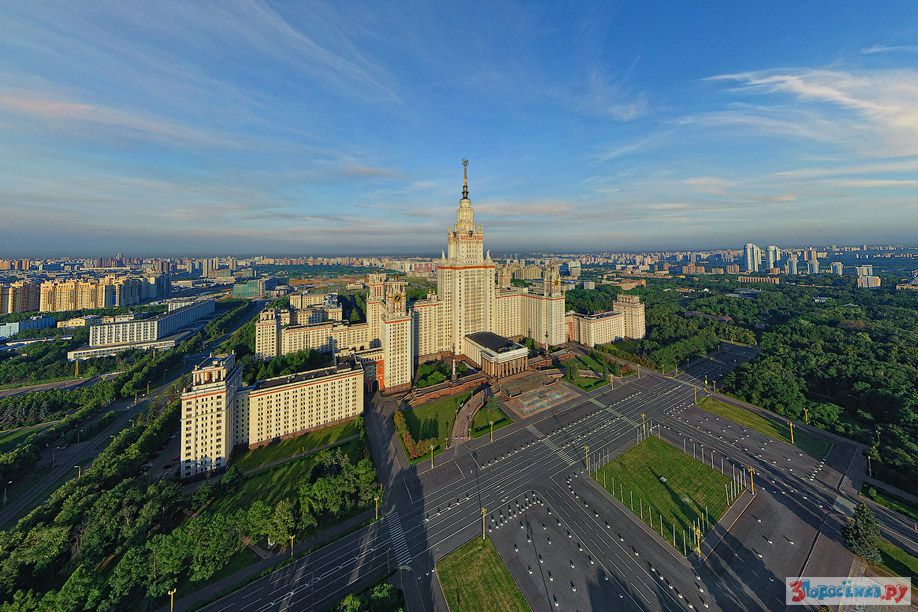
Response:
[[584, 444, 590, 472], [430, 444, 436, 469], [374, 496, 379, 521], [481, 507, 487, 540], [3, 480, 11, 507], [74, 465, 81, 480], [289, 534, 295, 560], [788, 421, 795, 445], [168, 588, 176, 612], [489, 420, 494, 443]]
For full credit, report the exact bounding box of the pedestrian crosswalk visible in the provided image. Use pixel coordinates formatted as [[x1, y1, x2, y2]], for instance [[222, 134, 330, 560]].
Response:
[[386, 512, 411, 566], [543, 436, 576, 465], [526, 424, 543, 439]]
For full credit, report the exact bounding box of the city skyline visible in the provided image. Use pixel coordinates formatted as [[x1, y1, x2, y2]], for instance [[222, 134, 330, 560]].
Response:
[[2, 2, 918, 255]]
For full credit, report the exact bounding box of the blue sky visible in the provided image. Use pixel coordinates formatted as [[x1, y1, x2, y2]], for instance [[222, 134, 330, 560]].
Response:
[[1, 1, 917, 256]]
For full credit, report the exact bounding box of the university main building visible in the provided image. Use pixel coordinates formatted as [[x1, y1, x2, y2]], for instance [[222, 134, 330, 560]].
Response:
[[255, 161, 572, 392], [180, 163, 644, 479]]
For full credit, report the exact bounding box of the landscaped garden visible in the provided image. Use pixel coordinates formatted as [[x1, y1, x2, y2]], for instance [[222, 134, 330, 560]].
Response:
[[562, 355, 608, 391], [471, 396, 512, 438], [414, 359, 472, 388], [394, 390, 471, 461]]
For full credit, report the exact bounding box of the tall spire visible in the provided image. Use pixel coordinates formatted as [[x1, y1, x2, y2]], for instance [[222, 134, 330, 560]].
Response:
[[461, 158, 469, 199]]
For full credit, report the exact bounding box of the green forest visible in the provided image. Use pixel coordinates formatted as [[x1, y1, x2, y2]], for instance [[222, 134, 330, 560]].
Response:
[[579, 275, 917, 493]]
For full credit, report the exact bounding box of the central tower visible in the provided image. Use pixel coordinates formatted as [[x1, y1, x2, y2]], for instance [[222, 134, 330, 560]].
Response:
[[437, 159, 496, 355]]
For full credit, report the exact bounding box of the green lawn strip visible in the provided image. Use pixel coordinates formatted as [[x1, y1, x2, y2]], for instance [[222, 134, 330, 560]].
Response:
[[437, 537, 530, 612], [232, 419, 360, 472], [874, 538, 918, 582], [403, 391, 471, 453], [860, 485, 918, 523], [697, 396, 831, 459], [210, 438, 362, 514], [0, 422, 53, 453], [471, 401, 511, 438], [577, 353, 606, 372], [593, 436, 731, 549]]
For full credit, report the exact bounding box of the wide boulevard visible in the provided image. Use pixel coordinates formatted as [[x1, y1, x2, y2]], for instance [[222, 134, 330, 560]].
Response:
[[200, 344, 881, 611]]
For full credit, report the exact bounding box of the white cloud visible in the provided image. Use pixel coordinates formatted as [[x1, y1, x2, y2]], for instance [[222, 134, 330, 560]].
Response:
[[862, 44, 918, 55], [705, 68, 918, 155]]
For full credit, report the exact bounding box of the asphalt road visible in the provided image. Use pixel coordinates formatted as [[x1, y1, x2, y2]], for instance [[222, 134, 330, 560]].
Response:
[[198, 343, 904, 612]]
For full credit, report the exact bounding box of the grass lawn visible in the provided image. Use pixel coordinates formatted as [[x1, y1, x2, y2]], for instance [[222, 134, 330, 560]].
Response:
[[437, 537, 530, 612], [403, 391, 471, 449], [567, 357, 607, 392], [698, 397, 831, 459], [232, 418, 361, 472], [613, 339, 640, 353], [210, 438, 361, 514], [593, 436, 731, 551], [578, 353, 606, 371], [874, 538, 918, 582], [861, 485, 918, 522], [0, 422, 52, 453], [471, 400, 512, 438]]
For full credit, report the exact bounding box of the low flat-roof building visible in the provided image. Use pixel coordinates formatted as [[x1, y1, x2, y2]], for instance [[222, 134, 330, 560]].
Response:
[[464, 331, 528, 379]]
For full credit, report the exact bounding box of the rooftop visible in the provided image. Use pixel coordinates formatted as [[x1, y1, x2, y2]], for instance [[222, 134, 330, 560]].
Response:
[[466, 331, 523, 354], [249, 357, 360, 391]]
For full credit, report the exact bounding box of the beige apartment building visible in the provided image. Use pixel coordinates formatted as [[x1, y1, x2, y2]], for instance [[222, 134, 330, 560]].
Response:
[[253, 162, 568, 391], [38, 274, 169, 312], [180, 353, 363, 479], [0, 280, 40, 314], [565, 294, 646, 348]]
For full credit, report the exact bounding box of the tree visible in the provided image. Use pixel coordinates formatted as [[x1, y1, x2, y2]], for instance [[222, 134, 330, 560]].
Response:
[[245, 500, 273, 542], [339, 592, 363, 612], [843, 502, 882, 563], [267, 499, 295, 548], [191, 481, 216, 509]]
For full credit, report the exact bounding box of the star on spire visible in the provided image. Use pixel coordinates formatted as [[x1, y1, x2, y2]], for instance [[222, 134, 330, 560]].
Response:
[[462, 158, 469, 199]]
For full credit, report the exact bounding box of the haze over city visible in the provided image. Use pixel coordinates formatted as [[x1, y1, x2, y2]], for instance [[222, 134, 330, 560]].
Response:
[[2, 1, 918, 256]]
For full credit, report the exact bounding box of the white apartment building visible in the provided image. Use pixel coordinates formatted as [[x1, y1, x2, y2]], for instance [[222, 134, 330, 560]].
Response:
[[89, 299, 215, 347], [180, 354, 364, 479]]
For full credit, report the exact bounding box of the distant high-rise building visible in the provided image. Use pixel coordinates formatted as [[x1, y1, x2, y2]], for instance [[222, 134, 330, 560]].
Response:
[[743, 243, 762, 272], [766, 245, 782, 270], [855, 265, 873, 277], [807, 259, 820, 275], [830, 262, 844, 276], [786, 257, 799, 275], [857, 275, 881, 289]]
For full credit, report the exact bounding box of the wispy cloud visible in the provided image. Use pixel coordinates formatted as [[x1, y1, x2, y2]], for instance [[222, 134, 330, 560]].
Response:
[[862, 44, 918, 55], [0, 91, 234, 146], [705, 69, 918, 155]]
